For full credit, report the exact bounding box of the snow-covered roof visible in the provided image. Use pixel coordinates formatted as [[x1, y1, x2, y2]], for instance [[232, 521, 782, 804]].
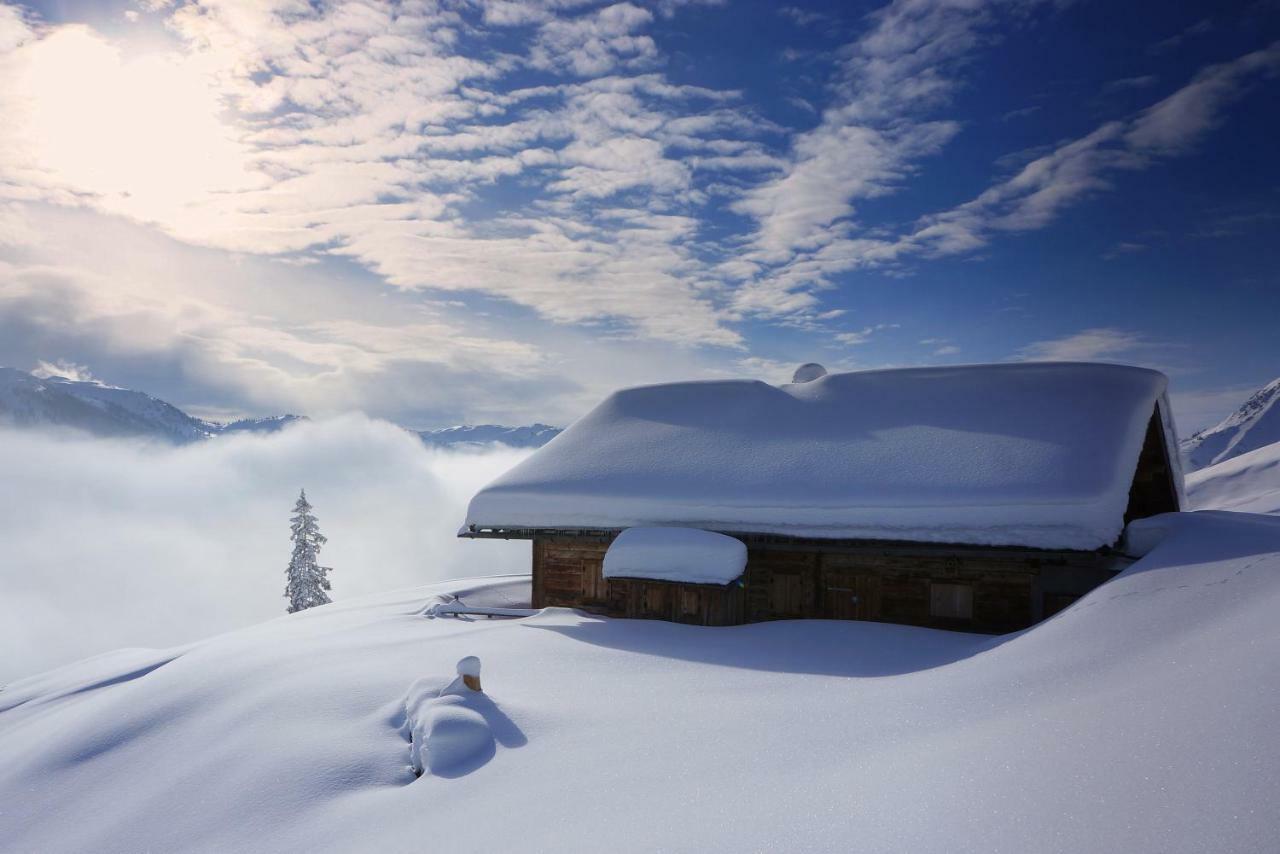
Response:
[[463, 362, 1182, 550], [603, 527, 748, 585]]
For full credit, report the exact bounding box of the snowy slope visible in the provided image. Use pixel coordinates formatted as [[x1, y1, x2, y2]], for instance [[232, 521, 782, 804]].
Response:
[[0, 367, 213, 443], [3, 511, 1279, 853], [1181, 377, 1280, 471], [418, 423, 561, 449], [1187, 440, 1280, 514], [467, 362, 1179, 550]]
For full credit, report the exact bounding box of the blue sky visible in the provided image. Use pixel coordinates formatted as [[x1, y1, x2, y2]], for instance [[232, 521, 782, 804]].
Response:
[[0, 0, 1276, 431]]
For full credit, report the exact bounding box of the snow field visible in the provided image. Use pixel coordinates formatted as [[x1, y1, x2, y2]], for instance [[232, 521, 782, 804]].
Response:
[[2, 515, 1279, 853]]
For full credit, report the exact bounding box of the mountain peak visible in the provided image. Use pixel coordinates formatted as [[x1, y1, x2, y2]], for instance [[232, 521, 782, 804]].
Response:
[[1181, 377, 1280, 471]]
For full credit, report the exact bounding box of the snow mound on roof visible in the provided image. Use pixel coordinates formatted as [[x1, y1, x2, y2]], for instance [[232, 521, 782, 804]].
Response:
[[603, 527, 747, 585], [465, 363, 1180, 550]]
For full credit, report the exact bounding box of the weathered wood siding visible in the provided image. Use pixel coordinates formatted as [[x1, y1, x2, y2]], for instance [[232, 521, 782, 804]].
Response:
[[532, 534, 1124, 634], [533, 535, 744, 626]]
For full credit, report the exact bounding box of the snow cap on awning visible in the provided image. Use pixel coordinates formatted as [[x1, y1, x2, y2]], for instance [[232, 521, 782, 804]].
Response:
[[603, 527, 747, 585]]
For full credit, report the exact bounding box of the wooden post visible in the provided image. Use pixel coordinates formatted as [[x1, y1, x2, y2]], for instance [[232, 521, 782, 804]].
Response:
[[457, 656, 482, 692]]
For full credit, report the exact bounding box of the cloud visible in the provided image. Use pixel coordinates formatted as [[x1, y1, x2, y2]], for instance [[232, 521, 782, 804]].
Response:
[[1192, 209, 1280, 239], [1147, 17, 1212, 55], [1102, 74, 1158, 93], [0, 417, 532, 683], [1001, 104, 1042, 121], [872, 42, 1280, 266], [778, 5, 832, 27], [1102, 241, 1149, 259], [723, 0, 1061, 316], [1126, 42, 1280, 154], [528, 3, 657, 76], [31, 358, 97, 383], [1016, 328, 1151, 362], [834, 323, 899, 346], [0, 0, 765, 347]]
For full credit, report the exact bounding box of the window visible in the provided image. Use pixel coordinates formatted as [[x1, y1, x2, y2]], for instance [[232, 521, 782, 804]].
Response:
[[930, 582, 973, 620]]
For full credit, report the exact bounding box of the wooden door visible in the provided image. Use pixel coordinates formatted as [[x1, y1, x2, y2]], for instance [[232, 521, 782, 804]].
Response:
[[819, 568, 881, 621]]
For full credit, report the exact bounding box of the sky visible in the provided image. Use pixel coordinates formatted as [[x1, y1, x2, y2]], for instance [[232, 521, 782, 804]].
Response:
[[0, 0, 1277, 432]]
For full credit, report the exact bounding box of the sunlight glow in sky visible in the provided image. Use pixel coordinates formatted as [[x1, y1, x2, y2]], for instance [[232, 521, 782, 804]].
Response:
[[0, 0, 1276, 430]]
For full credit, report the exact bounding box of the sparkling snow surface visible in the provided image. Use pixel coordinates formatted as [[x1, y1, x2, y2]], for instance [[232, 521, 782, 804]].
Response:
[[603, 526, 747, 584], [465, 363, 1181, 550], [3, 511, 1279, 853]]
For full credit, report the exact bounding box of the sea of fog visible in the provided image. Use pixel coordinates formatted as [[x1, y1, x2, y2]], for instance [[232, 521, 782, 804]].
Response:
[[0, 415, 531, 683]]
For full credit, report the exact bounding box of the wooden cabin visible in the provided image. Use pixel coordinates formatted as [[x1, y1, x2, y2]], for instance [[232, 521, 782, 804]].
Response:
[[461, 362, 1183, 634]]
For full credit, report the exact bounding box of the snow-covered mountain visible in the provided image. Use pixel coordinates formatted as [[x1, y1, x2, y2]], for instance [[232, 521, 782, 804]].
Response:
[[0, 367, 304, 443], [0, 367, 217, 443], [417, 423, 561, 449], [0, 366, 559, 448], [3, 511, 1279, 852], [1181, 376, 1280, 471]]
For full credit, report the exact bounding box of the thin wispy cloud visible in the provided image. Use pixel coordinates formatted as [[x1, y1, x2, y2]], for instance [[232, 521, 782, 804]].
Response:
[[1017, 328, 1152, 362]]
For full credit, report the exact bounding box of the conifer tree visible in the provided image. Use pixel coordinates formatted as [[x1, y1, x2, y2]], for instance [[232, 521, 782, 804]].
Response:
[[284, 489, 332, 613]]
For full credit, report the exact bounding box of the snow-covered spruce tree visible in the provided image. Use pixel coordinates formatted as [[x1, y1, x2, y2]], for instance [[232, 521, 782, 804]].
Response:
[[284, 489, 332, 613]]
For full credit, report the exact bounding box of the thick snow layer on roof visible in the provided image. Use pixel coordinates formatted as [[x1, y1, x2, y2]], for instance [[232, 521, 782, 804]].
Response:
[[5, 512, 1280, 853], [603, 527, 747, 585], [465, 363, 1181, 550]]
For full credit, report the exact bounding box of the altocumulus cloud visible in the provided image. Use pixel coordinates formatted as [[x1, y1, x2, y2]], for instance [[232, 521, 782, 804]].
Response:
[[0, 416, 529, 683]]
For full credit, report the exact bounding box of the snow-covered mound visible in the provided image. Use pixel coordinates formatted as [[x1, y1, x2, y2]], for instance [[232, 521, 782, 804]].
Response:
[[4, 512, 1280, 853], [1187, 440, 1280, 514], [418, 423, 562, 449], [1181, 377, 1280, 471], [403, 657, 501, 778], [466, 362, 1180, 550]]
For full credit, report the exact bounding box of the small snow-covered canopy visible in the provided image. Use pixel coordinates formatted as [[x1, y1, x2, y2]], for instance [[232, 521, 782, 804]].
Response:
[[603, 527, 748, 585], [464, 363, 1183, 550]]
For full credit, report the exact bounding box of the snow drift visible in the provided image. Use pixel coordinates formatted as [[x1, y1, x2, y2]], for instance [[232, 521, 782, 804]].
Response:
[[1187, 440, 1280, 515], [3, 511, 1279, 853]]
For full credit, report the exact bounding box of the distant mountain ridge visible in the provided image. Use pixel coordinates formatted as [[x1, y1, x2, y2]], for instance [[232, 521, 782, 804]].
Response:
[[0, 367, 559, 449], [0, 367, 304, 443], [417, 423, 561, 449], [1181, 377, 1280, 471]]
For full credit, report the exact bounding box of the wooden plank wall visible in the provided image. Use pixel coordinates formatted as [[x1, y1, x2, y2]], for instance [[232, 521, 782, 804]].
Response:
[[533, 536, 744, 626], [533, 534, 1121, 634]]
